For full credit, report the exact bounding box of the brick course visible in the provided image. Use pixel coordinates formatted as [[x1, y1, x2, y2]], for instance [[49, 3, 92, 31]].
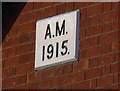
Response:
[[2, 2, 119, 89]]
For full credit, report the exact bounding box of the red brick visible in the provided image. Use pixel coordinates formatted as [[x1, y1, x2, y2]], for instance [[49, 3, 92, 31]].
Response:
[[2, 49, 8, 59], [114, 74, 118, 83], [80, 8, 87, 19], [20, 33, 30, 44], [112, 20, 118, 30], [59, 84, 72, 89], [2, 67, 16, 79], [99, 31, 117, 44], [63, 63, 73, 74], [101, 10, 117, 22], [103, 22, 112, 33], [80, 38, 90, 49], [34, 10, 44, 21], [90, 79, 97, 89], [21, 2, 33, 13], [8, 47, 16, 58], [54, 65, 64, 77], [66, 2, 74, 12], [102, 65, 111, 76], [35, 71, 43, 81], [74, 2, 90, 9], [102, 43, 111, 54], [73, 80, 90, 89], [14, 84, 29, 89], [29, 31, 35, 42], [114, 52, 120, 61], [80, 17, 90, 29], [43, 67, 55, 79], [111, 41, 119, 52], [80, 28, 86, 39], [86, 24, 102, 37], [16, 22, 35, 35], [89, 56, 101, 68], [44, 6, 57, 18], [21, 12, 35, 24], [37, 78, 51, 89], [86, 46, 102, 58], [33, 2, 42, 10], [101, 53, 114, 65], [90, 15, 100, 26], [59, 73, 76, 86], [103, 2, 112, 12], [57, 3, 66, 14], [80, 49, 86, 60], [19, 54, 29, 64], [0, 69, 2, 80], [112, 2, 119, 9], [110, 84, 118, 89], [86, 67, 101, 79], [3, 56, 19, 69], [28, 52, 35, 62], [26, 73, 34, 83], [51, 77, 59, 88], [17, 75, 27, 85], [5, 36, 20, 48], [90, 2, 100, 5], [16, 63, 33, 75], [2, 78, 17, 89], [29, 83, 38, 89], [97, 75, 113, 87], [89, 36, 99, 47], [41, 2, 52, 8], [76, 71, 84, 82], [7, 27, 17, 37], [73, 60, 89, 72], [16, 43, 32, 55], [87, 4, 102, 16], [111, 63, 118, 74], [27, 71, 42, 83]]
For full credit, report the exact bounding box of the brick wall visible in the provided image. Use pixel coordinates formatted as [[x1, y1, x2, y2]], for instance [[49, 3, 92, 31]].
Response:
[[2, 2, 119, 89]]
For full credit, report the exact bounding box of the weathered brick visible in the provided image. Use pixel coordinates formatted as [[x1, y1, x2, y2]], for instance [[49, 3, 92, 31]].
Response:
[[73, 59, 89, 72], [59, 73, 76, 86], [103, 2, 112, 12], [97, 75, 113, 87], [74, 2, 90, 9], [3, 56, 19, 69], [89, 79, 97, 89], [101, 65, 111, 76], [80, 38, 90, 49], [37, 78, 51, 89], [102, 22, 112, 33], [87, 4, 102, 16], [101, 10, 117, 22], [76, 71, 84, 82], [16, 63, 34, 75], [86, 67, 101, 79], [73, 80, 90, 89], [86, 24, 102, 37], [57, 3, 66, 14], [86, 46, 102, 58], [90, 15, 100, 26], [44, 6, 57, 18], [63, 63, 73, 74], [111, 63, 118, 74], [43, 67, 55, 79], [66, 2, 74, 12], [33, 2, 42, 10]]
